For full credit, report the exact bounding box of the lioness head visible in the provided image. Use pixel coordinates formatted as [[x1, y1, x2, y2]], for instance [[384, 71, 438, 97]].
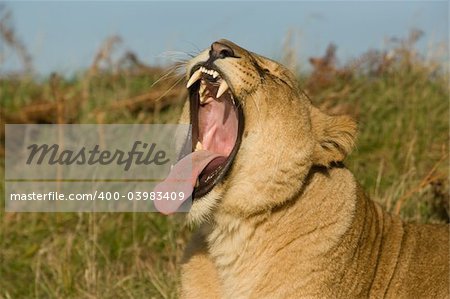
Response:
[[158, 39, 357, 223]]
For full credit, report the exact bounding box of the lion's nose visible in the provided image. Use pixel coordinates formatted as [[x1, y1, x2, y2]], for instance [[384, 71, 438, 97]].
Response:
[[210, 42, 234, 59]]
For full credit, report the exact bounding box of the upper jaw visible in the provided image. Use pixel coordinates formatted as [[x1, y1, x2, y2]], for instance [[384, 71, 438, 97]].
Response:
[[186, 64, 232, 100]]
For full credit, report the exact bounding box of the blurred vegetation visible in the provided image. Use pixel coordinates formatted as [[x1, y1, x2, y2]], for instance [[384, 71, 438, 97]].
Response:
[[0, 8, 448, 298]]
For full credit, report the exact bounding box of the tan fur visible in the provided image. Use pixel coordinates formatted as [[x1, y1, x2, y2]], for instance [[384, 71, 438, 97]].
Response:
[[180, 40, 449, 298]]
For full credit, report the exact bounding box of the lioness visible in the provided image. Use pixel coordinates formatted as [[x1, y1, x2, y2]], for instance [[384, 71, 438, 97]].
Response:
[[156, 39, 449, 298]]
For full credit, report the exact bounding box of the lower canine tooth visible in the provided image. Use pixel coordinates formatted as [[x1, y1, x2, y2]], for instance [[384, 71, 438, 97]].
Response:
[[199, 81, 206, 95], [195, 141, 203, 151], [216, 80, 229, 98]]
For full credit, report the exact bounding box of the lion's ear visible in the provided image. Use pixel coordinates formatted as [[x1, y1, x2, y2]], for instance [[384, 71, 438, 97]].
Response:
[[310, 106, 357, 167]]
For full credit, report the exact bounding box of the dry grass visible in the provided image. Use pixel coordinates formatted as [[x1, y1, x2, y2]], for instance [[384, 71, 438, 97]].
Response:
[[0, 5, 33, 75]]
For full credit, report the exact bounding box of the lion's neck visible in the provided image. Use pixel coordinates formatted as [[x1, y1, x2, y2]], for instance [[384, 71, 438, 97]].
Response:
[[204, 167, 359, 298], [204, 212, 263, 298], [338, 184, 406, 297]]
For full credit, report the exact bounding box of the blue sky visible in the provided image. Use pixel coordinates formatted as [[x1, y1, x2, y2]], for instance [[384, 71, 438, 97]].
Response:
[[2, 1, 448, 75]]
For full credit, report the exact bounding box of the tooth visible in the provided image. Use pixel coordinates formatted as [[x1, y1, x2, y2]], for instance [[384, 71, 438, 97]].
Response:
[[199, 83, 206, 103], [186, 69, 202, 88], [216, 80, 229, 98], [213, 71, 219, 78], [200, 95, 211, 105], [198, 82, 206, 104], [195, 141, 203, 151], [199, 82, 206, 95], [209, 70, 213, 75]]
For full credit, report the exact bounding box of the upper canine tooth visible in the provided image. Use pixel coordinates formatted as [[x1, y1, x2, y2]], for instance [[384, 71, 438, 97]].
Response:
[[212, 71, 219, 78], [216, 80, 229, 98], [186, 69, 202, 88]]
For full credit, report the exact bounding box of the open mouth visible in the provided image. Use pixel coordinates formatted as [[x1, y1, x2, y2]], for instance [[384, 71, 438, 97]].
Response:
[[154, 64, 244, 214], [187, 65, 244, 198]]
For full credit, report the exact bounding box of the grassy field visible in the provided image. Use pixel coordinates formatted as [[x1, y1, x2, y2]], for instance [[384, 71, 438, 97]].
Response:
[[1, 35, 449, 298]]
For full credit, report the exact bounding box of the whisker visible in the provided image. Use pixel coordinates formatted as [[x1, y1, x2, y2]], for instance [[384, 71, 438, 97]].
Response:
[[157, 51, 193, 64], [152, 75, 185, 103], [252, 96, 262, 127], [149, 69, 176, 89], [179, 41, 202, 55], [149, 63, 185, 89]]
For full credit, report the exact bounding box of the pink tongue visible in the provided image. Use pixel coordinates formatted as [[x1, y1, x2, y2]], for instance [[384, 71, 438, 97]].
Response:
[[153, 150, 221, 215]]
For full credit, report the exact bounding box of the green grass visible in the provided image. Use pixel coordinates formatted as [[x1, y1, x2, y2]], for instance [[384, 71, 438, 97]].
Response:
[[1, 45, 449, 298]]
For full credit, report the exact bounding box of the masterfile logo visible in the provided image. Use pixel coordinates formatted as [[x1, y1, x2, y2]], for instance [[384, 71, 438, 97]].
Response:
[[5, 124, 192, 212]]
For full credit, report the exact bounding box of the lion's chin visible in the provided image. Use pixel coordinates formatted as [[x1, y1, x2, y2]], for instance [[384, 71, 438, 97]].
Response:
[[186, 189, 222, 226]]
